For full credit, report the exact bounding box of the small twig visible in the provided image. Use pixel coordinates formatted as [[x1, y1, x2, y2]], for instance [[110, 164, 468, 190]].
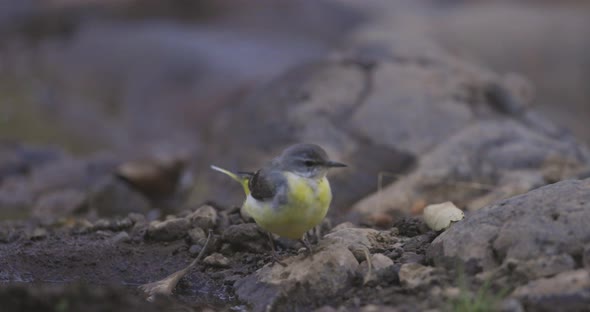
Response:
[[139, 230, 212, 301], [362, 246, 374, 285]]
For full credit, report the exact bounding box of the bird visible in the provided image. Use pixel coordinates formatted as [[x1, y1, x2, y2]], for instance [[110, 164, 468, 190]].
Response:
[[211, 143, 346, 263]]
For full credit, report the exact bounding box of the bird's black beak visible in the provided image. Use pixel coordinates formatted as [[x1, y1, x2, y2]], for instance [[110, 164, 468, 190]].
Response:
[[325, 160, 347, 168]]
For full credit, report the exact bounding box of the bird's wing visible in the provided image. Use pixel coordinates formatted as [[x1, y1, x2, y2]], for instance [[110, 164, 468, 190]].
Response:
[[249, 168, 286, 202]]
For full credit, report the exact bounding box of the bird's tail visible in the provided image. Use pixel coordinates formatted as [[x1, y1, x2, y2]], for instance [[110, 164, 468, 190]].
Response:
[[210, 165, 251, 195]]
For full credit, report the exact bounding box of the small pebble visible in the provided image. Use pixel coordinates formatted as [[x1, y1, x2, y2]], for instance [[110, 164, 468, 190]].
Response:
[[204, 253, 230, 268], [95, 230, 113, 237], [29, 228, 48, 240], [147, 218, 190, 241], [188, 205, 218, 230], [128, 212, 146, 224], [93, 219, 111, 230]]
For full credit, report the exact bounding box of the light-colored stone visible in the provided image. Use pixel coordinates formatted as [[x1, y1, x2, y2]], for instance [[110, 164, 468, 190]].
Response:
[[358, 253, 394, 283], [423, 201, 464, 231], [203, 253, 230, 268], [188, 205, 218, 230], [29, 227, 48, 240]]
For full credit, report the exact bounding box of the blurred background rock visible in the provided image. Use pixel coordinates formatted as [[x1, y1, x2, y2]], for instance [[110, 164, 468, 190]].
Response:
[[0, 0, 589, 221], [2, 0, 588, 151]]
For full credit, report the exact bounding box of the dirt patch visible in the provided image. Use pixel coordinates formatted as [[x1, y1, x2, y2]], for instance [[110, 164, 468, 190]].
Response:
[[0, 211, 451, 311]]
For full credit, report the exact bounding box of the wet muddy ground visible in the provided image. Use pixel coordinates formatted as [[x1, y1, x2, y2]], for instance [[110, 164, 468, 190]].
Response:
[[0, 209, 442, 311]]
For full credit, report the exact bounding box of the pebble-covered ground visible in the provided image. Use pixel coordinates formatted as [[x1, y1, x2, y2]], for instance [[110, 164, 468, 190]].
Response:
[[1, 1, 590, 311]]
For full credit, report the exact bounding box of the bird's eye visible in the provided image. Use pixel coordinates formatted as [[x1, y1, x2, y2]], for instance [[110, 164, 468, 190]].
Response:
[[304, 160, 314, 167]]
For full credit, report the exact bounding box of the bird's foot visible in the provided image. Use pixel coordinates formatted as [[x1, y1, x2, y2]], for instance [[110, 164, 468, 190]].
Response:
[[300, 237, 314, 259], [270, 253, 287, 267], [267, 232, 287, 267]]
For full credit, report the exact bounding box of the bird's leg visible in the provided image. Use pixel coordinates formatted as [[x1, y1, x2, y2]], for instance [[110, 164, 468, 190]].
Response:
[[267, 232, 287, 267], [312, 225, 321, 244], [300, 233, 314, 258]]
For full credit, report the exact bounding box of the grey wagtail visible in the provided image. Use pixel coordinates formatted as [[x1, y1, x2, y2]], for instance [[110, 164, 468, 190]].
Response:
[[211, 143, 346, 263]]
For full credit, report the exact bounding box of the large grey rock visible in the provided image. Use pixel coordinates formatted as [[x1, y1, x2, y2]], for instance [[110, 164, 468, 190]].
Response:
[[234, 227, 397, 311], [428, 179, 590, 272], [235, 243, 359, 312], [512, 269, 590, 312], [352, 118, 590, 218]]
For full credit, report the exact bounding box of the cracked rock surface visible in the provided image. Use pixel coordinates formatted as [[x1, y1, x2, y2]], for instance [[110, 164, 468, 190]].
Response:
[[428, 179, 590, 272]]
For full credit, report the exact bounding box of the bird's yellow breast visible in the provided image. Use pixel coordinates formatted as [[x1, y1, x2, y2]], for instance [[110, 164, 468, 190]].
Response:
[[243, 172, 332, 239]]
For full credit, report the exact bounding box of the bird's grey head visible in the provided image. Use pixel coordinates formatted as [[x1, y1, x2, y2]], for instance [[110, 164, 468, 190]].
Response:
[[276, 143, 346, 179]]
